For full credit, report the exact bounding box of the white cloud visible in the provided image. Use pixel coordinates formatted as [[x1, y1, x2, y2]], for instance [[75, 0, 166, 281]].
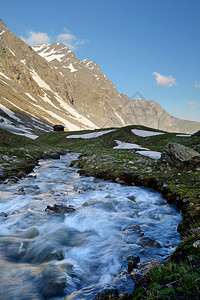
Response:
[[21, 28, 87, 50], [57, 28, 87, 50], [195, 81, 200, 89], [21, 31, 50, 46], [187, 100, 199, 111], [152, 72, 176, 87]]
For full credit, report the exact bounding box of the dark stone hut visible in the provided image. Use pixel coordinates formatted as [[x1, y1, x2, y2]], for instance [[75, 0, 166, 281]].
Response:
[[53, 125, 65, 132]]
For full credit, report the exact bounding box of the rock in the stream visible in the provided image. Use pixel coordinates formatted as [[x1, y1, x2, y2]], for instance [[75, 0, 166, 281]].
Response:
[[161, 142, 200, 169], [0, 170, 6, 180], [127, 255, 140, 273], [0, 212, 7, 217], [41, 264, 67, 298], [93, 285, 119, 300], [4, 176, 19, 184], [45, 204, 76, 213], [137, 236, 161, 248], [17, 187, 26, 195], [49, 152, 60, 159], [129, 258, 162, 282]]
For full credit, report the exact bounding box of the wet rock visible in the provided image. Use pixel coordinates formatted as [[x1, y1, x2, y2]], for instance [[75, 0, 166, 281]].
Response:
[[0, 236, 30, 261], [161, 142, 200, 169], [93, 285, 119, 300], [123, 225, 144, 244], [0, 170, 6, 180], [28, 174, 37, 178], [41, 263, 67, 298], [4, 176, 19, 184], [137, 236, 161, 248], [17, 187, 26, 194], [130, 258, 162, 282], [16, 227, 39, 238], [127, 255, 140, 273], [49, 152, 60, 159], [0, 212, 7, 217], [45, 204, 76, 213], [127, 195, 137, 202]]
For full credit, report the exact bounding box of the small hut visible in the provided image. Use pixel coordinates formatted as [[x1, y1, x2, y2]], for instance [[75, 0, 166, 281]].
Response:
[[53, 125, 65, 132]]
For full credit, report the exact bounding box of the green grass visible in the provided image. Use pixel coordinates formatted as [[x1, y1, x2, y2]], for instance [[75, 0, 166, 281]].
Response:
[[132, 262, 200, 299], [0, 128, 37, 147], [36, 125, 193, 152]]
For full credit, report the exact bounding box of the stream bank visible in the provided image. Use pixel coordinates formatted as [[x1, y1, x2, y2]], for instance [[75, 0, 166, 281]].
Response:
[[0, 142, 199, 299], [0, 153, 182, 299], [69, 150, 200, 299]]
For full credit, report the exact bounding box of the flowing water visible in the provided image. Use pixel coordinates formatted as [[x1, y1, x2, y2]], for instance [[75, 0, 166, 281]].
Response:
[[0, 153, 182, 299]]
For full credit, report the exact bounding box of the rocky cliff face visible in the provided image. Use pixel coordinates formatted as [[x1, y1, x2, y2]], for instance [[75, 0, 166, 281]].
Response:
[[0, 19, 199, 138]]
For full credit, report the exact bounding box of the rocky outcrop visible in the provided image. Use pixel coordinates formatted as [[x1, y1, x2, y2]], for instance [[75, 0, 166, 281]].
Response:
[[161, 142, 200, 169]]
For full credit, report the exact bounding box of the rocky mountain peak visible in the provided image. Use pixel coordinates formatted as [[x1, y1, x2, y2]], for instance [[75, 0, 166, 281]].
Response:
[[33, 43, 79, 71], [0, 19, 7, 31]]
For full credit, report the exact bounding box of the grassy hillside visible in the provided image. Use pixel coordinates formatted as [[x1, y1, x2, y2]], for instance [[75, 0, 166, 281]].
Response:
[[0, 128, 37, 147], [36, 125, 194, 152]]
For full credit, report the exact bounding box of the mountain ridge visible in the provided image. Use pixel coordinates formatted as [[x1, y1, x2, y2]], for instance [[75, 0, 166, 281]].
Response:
[[0, 19, 199, 138]]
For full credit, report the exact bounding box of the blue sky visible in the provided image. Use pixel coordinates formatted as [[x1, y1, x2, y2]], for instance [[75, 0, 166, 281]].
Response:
[[1, 0, 200, 122]]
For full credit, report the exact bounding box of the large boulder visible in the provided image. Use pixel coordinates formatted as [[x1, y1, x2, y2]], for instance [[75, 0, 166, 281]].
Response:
[[161, 143, 200, 169]]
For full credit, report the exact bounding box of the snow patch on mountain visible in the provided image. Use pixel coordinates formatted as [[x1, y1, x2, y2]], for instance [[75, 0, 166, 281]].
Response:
[[63, 63, 77, 72], [0, 72, 11, 81], [0, 103, 21, 122], [8, 49, 15, 56], [25, 93, 37, 102], [40, 93, 58, 109], [54, 93, 97, 128], [30, 69, 52, 91], [114, 111, 126, 126]]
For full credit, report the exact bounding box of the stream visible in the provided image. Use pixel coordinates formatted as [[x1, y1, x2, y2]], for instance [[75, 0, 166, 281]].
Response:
[[0, 153, 182, 299]]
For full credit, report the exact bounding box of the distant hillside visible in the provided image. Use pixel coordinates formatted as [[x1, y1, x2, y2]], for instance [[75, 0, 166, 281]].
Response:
[[0, 19, 199, 137]]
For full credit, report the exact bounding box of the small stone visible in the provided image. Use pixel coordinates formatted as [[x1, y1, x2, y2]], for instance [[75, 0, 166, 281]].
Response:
[[2, 155, 10, 161], [17, 187, 26, 194], [0, 212, 7, 217]]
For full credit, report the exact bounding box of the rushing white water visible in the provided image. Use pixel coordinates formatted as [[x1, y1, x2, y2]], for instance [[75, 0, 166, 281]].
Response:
[[0, 153, 182, 299]]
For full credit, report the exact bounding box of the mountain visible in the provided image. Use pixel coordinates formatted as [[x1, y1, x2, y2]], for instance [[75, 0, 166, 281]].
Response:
[[0, 19, 199, 138]]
